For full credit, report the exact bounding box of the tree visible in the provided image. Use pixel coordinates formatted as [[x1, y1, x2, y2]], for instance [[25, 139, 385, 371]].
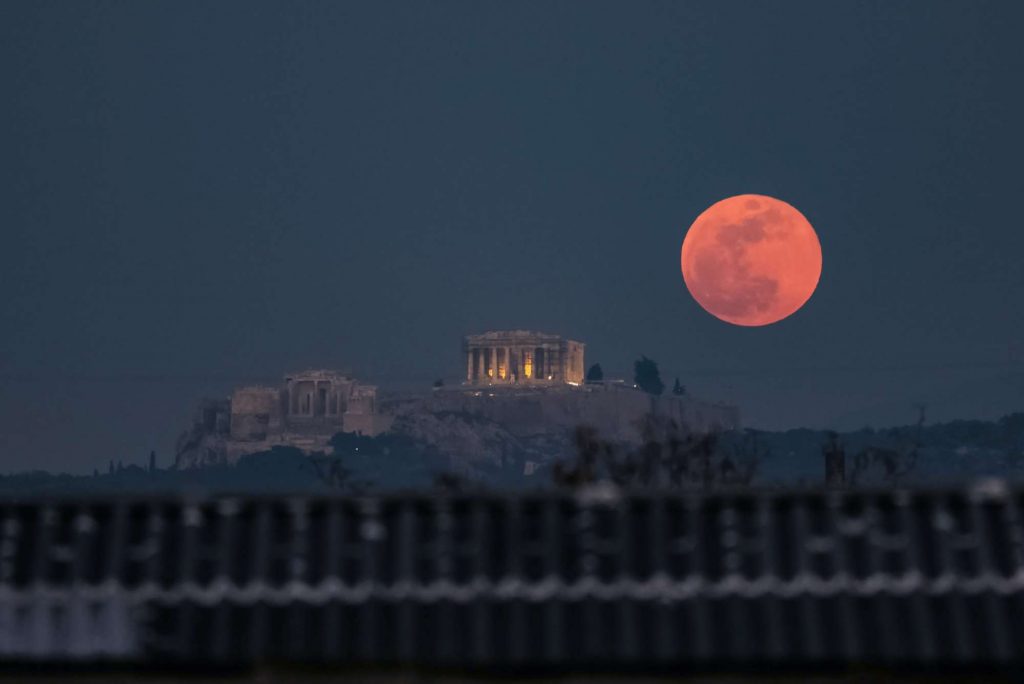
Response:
[[672, 378, 686, 396], [108, 460, 114, 475], [822, 431, 845, 488], [586, 363, 604, 384], [849, 405, 924, 486], [307, 454, 365, 493], [633, 356, 664, 396], [552, 419, 760, 492], [149, 450, 156, 472]]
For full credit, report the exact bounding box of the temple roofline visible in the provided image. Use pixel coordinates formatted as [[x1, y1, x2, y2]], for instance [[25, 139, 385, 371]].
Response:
[[463, 330, 585, 387]]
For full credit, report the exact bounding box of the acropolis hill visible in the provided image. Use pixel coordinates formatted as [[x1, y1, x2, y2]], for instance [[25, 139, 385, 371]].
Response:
[[175, 330, 740, 470]]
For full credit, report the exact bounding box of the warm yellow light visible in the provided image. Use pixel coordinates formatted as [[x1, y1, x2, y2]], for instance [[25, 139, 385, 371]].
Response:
[[498, 364, 506, 380], [524, 359, 533, 378], [487, 368, 494, 378]]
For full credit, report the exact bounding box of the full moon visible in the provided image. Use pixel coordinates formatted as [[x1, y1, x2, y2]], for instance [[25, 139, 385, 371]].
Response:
[[680, 194, 822, 327]]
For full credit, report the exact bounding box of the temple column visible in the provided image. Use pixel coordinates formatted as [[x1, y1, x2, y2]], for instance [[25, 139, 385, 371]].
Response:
[[467, 349, 473, 382]]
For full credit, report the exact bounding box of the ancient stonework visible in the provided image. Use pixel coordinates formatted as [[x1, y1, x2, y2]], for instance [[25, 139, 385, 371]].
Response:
[[175, 331, 740, 472], [464, 330, 585, 386], [175, 370, 392, 468], [399, 382, 740, 447]]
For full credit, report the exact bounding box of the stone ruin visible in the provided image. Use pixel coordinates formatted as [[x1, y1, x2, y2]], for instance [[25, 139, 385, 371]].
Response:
[[174, 330, 741, 471], [175, 370, 392, 468], [463, 330, 585, 386]]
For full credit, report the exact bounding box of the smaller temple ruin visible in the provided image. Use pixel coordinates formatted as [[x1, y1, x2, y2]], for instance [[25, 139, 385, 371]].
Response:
[[464, 330, 585, 386], [176, 370, 391, 467], [231, 370, 382, 441]]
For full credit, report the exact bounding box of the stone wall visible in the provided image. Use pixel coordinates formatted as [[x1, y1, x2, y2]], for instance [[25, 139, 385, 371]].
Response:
[[397, 384, 740, 445], [342, 412, 394, 437], [229, 386, 282, 442], [563, 340, 585, 385]]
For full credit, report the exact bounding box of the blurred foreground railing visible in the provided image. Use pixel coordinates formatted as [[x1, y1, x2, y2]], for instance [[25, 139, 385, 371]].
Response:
[[1, 481, 1023, 670]]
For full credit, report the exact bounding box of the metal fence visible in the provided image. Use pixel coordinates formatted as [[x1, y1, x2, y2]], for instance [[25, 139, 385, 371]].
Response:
[[1, 481, 1023, 667]]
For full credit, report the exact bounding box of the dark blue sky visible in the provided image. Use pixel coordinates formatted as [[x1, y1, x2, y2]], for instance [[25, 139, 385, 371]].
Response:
[[2, 1, 1023, 472]]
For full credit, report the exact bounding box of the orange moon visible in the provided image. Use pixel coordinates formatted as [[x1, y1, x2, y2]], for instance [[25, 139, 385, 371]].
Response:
[[680, 194, 821, 326]]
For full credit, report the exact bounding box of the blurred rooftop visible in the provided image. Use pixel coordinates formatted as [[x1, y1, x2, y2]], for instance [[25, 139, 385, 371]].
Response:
[[1, 482, 1022, 680]]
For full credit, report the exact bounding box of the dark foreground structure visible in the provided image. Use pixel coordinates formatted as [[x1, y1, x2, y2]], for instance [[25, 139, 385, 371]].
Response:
[[1, 482, 1023, 682]]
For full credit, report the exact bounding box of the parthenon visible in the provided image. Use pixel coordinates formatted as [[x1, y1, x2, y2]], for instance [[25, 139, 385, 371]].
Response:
[[464, 330, 585, 386]]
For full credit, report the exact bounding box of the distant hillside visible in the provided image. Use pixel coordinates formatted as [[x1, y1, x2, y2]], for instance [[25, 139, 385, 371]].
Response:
[[729, 412, 1024, 485], [1, 413, 1022, 496]]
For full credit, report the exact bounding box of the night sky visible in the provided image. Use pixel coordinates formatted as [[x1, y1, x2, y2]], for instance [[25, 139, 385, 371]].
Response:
[[2, 1, 1023, 473]]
